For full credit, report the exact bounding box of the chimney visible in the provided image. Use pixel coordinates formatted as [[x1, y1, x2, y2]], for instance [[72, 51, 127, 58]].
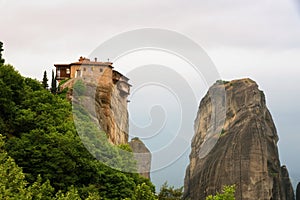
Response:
[[94, 57, 97, 62]]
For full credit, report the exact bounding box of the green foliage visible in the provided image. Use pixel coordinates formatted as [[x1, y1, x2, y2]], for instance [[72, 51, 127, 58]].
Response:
[[51, 69, 57, 94], [55, 186, 82, 200], [0, 64, 25, 134], [73, 79, 86, 96], [131, 183, 158, 200], [0, 135, 28, 199], [0, 63, 156, 199], [216, 80, 229, 84], [0, 134, 82, 199], [118, 144, 133, 152], [25, 77, 43, 91], [42, 70, 49, 89], [72, 102, 138, 174], [206, 185, 236, 200], [0, 41, 4, 65], [158, 182, 183, 200], [58, 78, 70, 89], [27, 175, 55, 200]]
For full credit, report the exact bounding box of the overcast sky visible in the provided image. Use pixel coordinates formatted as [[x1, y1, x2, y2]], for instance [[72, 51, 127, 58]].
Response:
[[1, 0, 300, 190]]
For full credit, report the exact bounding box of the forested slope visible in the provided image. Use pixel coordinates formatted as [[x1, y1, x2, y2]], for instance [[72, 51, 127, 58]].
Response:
[[0, 62, 156, 199]]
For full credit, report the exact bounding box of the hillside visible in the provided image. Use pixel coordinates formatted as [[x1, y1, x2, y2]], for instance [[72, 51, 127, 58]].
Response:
[[0, 62, 156, 199]]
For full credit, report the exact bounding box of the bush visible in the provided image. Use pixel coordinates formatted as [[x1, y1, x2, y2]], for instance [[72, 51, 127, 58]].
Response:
[[206, 185, 236, 200]]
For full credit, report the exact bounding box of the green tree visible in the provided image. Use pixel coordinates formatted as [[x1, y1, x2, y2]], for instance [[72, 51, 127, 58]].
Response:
[[27, 175, 55, 200], [25, 77, 43, 91], [158, 182, 183, 200], [0, 64, 25, 134], [206, 185, 236, 200], [0, 135, 28, 199], [55, 186, 81, 200], [42, 70, 49, 89], [1, 62, 156, 199], [0, 41, 4, 65], [51, 69, 57, 94], [0, 134, 102, 200], [126, 183, 157, 200]]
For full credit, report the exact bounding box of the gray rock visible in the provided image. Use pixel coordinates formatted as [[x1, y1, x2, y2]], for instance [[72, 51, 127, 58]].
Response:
[[184, 78, 294, 200], [129, 138, 152, 179]]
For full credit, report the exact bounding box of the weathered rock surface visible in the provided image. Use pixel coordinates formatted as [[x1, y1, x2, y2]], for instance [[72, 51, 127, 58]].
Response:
[[281, 166, 295, 200], [61, 77, 129, 145], [184, 78, 294, 200], [94, 80, 129, 145], [129, 138, 151, 179], [60, 73, 152, 178]]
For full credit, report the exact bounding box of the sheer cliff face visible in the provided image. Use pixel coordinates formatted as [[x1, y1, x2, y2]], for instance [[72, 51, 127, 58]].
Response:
[[95, 80, 129, 145], [184, 78, 294, 200], [62, 74, 129, 145]]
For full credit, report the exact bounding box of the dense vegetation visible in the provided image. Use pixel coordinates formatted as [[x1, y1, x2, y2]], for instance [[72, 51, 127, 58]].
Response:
[[0, 45, 156, 199]]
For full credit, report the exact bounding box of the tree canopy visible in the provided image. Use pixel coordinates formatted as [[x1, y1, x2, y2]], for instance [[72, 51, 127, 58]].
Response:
[[0, 58, 156, 199], [157, 182, 183, 200], [42, 70, 49, 89], [51, 69, 57, 94]]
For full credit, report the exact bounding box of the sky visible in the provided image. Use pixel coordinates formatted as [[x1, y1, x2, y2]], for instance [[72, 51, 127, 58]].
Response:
[[1, 0, 300, 190]]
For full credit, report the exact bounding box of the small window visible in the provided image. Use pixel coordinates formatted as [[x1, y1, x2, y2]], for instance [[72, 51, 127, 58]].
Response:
[[66, 68, 70, 74], [75, 70, 81, 78], [100, 68, 103, 73], [83, 68, 86, 71]]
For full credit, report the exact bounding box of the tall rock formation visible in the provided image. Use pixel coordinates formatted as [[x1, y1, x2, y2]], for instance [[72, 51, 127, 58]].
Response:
[[58, 58, 152, 178], [59, 65, 130, 145], [184, 78, 294, 200], [129, 138, 152, 179]]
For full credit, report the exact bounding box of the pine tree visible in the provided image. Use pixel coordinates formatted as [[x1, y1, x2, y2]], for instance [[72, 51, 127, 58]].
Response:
[[0, 41, 5, 65], [42, 70, 49, 89], [51, 70, 57, 94]]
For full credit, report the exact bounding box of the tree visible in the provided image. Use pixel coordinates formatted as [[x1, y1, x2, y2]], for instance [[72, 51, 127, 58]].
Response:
[[206, 185, 236, 200], [158, 182, 183, 200], [0, 64, 25, 134], [0, 134, 103, 200], [0, 134, 55, 199], [130, 183, 157, 200], [51, 70, 57, 94], [0, 41, 4, 65], [0, 135, 28, 199], [42, 70, 49, 89]]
